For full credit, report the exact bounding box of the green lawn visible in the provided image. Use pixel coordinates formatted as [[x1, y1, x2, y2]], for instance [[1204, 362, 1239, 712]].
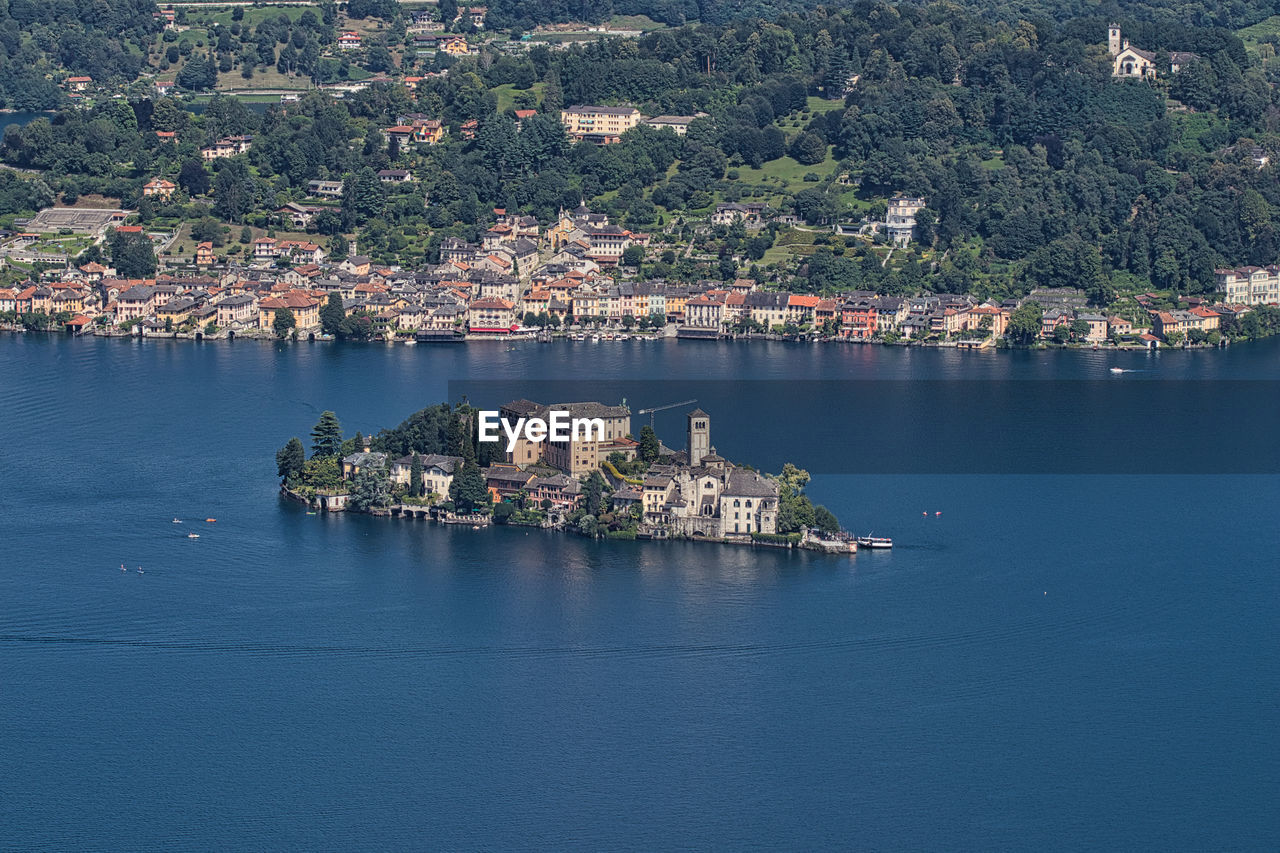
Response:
[[1237, 15, 1280, 42], [607, 14, 666, 31], [1237, 16, 1280, 62], [217, 65, 310, 91], [805, 96, 846, 114], [492, 82, 545, 112], [736, 150, 839, 195], [1168, 111, 1225, 153]]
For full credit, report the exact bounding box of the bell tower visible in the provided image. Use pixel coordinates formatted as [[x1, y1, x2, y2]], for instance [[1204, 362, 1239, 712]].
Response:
[[687, 408, 710, 468], [1108, 24, 1122, 56]]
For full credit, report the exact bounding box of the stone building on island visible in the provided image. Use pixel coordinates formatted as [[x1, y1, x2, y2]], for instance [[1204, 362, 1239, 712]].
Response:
[[640, 409, 780, 540]]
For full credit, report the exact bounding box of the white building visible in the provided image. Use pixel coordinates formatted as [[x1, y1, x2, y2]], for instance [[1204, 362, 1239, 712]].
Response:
[[1214, 266, 1280, 305], [886, 196, 926, 245]]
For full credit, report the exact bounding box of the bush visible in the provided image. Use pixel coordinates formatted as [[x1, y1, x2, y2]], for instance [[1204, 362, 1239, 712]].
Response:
[[750, 531, 801, 545]]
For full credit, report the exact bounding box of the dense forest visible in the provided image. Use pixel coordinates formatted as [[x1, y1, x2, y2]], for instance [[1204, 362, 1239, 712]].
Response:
[[0, 0, 162, 109], [4, 0, 1280, 300]]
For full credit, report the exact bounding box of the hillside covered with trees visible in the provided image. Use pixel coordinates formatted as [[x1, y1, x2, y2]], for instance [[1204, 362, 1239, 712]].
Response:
[[4, 0, 1280, 302]]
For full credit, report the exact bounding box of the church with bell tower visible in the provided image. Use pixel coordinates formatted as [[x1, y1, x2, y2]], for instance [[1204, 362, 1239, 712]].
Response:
[[687, 408, 710, 467]]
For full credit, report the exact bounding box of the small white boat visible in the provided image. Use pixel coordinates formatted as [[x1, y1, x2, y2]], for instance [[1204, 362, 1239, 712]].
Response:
[[187, 533, 200, 539], [172, 518, 182, 523], [1109, 367, 1125, 374], [856, 535, 893, 549], [137, 567, 144, 574]]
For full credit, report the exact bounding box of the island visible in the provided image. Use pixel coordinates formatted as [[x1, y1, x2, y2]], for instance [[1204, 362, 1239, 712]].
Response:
[[277, 401, 857, 553]]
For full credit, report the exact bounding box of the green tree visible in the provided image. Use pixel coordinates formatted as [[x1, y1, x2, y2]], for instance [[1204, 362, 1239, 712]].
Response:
[[788, 131, 827, 166], [813, 505, 840, 534], [582, 469, 606, 515], [449, 461, 489, 513], [1006, 302, 1042, 346], [408, 452, 423, 497], [321, 292, 346, 336], [276, 436, 305, 482], [300, 456, 342, 489], [341, 166, 385, 228], [350, 466, 392, 511], [774, 463, 816, 533], [109, 229, 157, 278], [178, 158, 210, 196], [273, 307, 296, 337], [638, 424, 660, 464], [213, 159, 254, 222], [310, 410, 344, 459], [622, 245, 644, 267]]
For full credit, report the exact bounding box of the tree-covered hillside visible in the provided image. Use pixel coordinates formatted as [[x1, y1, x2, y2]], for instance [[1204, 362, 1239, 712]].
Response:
[[0, 0, 161, 109], [3, 0, 1280, 301]]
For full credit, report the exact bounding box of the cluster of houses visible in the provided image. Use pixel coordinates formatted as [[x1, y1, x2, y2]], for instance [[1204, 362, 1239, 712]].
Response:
[[335, 404, 783, 540], [4, 197, 1271, 344]]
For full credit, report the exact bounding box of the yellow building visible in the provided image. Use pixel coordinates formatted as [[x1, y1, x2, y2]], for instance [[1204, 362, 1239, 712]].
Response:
[[560, 105, 641, 143]]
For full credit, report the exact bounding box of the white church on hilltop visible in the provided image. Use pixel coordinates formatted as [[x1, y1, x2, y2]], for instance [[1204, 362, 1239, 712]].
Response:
[[1109, 24, 1199, 80]]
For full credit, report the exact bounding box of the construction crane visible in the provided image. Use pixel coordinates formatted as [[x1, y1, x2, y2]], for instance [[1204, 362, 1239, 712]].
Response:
[[636, 399, 697, 430]]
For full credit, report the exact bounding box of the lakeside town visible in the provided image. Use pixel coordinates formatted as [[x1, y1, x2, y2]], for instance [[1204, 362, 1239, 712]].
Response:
[[2, 3, 1280, 351], [279, 401, 861, 553], [3, 197, 1277, 348]]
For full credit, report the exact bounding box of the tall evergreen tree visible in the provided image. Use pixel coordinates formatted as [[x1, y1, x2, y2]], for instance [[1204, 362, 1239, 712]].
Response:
[[276, 437, 305, 481], [310, 410, 344, 458], [449, 461, 488, 512], [638, 424, 660, 464], [321, 292, 345, 336], [408, 452, 423, 497]]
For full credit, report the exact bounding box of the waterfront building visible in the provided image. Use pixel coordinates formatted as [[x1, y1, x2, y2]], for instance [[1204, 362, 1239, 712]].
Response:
[[640, 411, 780, 539], [1215, 267, 1280, 305], [390, 454, 464, 496]]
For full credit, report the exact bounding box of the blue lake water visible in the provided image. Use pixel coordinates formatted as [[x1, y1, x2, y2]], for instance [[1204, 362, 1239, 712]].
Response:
[[1, 334, 1278, 850], [0, 110, 53, 136]]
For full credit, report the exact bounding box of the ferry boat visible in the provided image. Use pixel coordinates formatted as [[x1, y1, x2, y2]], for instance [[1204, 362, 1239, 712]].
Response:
[[856, 535, 893, 549]]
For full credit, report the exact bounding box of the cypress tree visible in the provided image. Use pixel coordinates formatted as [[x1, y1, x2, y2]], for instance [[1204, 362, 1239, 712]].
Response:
[[409, 452, 423, 497]]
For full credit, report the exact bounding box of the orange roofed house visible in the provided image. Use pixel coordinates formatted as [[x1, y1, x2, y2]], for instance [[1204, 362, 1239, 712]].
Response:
[[143, 179, 176, 200], [258, 292, 320, 331], [467, 298, 517, 333]]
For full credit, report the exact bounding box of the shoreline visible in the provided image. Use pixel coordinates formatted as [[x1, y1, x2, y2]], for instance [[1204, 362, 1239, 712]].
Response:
[[0, 325, 1244, 352], [280, 486, 855, 554]]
